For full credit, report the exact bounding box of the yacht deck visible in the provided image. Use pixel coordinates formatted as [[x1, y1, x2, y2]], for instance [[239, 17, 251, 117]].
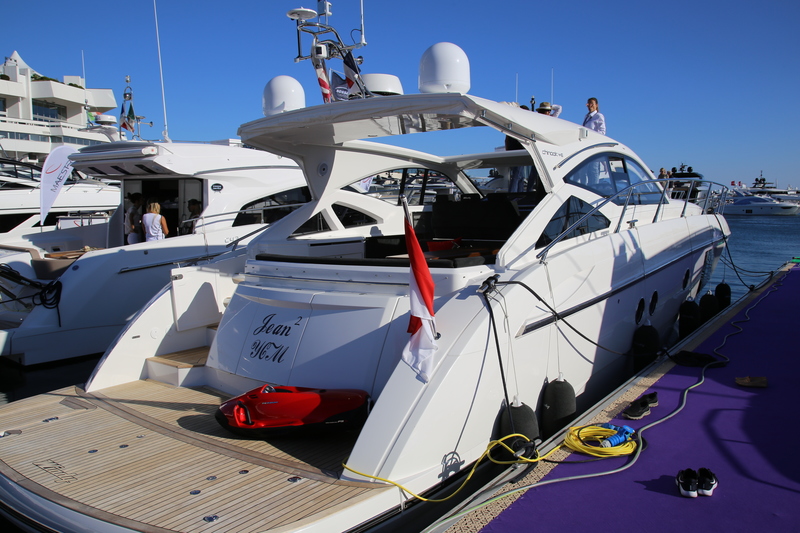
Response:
[[0, 380, 385, 532]]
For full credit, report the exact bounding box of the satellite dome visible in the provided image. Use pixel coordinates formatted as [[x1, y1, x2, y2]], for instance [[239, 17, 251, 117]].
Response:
[[418, 42, 470, 94], [94, 114, 117, 125], [362, 73, 404, 96], [262, 76, 305, 117]]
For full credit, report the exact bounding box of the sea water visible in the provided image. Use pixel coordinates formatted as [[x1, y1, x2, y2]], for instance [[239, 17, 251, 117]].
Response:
[[707, 214, 800, 303]]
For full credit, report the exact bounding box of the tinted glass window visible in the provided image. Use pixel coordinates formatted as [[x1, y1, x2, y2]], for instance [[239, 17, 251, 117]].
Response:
[[332, 204, 377, 228], [32, 100, 66, 122], [291, 212, 331, 235], [566, 154, 662, 205], [536, 196, 610, 248], [352, 168, 460, 206], [233, 186, 311, 227]]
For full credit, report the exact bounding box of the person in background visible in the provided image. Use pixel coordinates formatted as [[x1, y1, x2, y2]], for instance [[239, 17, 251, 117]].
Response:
[[658, 168, 669, 179], [536, 101, 562, 118], [124, 192, 143, 244], [142, 200, 169, 241], [181, 198, 202, 235], [583, 97, 606, 134]]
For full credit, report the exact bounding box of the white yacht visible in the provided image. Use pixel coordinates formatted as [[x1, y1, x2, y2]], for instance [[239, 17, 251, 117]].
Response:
[[721, 193, 800, 216], [0, 141, 307, 365], [0, 51, 117, 163], [0, 156, 119, 234], [0, 9, 731, 533]]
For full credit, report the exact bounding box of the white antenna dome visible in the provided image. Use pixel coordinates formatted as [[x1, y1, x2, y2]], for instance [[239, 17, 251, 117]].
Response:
[[362, 73, 404, 96], [418, 42, 470, 94], [262, 75, 305, 117], [94, 114, 117, 125]]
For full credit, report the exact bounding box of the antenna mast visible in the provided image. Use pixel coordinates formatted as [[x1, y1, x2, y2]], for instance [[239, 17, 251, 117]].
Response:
[[359, 0, 367, 45], [153, 0, 171, 141], [81, 50, 90, 127], [288, 1, 370, 103]]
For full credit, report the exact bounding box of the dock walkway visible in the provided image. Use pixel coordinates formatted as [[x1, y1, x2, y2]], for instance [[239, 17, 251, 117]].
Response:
[[447, 263, 800, 532]]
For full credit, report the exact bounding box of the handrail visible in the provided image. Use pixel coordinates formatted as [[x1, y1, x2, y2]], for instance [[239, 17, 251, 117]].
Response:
[[536, 177, 730, 263], [118, 251, 228, 273]]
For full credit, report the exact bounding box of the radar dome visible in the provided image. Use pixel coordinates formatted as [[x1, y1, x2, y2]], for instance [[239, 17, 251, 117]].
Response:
[[94, 114, 117, 125], [262, 75, 305, 117], [362, 73, 404, 96], [418, 42, 470, 94]]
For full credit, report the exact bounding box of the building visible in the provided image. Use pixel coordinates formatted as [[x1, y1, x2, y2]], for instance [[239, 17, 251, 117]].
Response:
[[0, 51, 119, 163]]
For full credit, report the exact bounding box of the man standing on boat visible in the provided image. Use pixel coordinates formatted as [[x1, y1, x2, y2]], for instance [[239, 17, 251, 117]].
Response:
[[583, 97, 606, 134]]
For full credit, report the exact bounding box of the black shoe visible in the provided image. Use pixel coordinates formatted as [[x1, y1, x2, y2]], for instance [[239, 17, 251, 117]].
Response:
[[676, 468, 699, 498], [698, 468, 718, 496], [641, 391, 659, 407], [622, 398, 651, 420]]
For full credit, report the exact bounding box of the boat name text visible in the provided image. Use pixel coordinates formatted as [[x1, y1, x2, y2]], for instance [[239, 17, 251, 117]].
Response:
[[249, 313, 303, 363], [542, 150, 563, 158]]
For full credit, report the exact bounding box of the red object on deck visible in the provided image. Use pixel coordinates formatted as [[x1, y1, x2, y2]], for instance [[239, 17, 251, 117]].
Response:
[[215, 384, 371, 437]]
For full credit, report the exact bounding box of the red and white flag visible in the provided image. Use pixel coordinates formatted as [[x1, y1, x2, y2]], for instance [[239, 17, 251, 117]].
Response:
[[401, 198, 438, 382], [342, 50, 361, 94]]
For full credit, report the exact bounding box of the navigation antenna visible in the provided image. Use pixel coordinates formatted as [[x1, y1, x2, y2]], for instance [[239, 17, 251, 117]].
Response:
[[153, 0, 171, 142], [287, 1, 370, 103]]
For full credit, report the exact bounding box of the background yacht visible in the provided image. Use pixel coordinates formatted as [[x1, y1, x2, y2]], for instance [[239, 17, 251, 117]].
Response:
[[0, 156, 119, 235], [0, 141, 307, 365], [721, 192, 800, 215]]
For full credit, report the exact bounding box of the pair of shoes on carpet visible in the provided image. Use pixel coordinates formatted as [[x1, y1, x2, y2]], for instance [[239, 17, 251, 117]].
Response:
[[622, 392, 658, 420], [735, 376, 768, 388], [676, 468, 718, 498]]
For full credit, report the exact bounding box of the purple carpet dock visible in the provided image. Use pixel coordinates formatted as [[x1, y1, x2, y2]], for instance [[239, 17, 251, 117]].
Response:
[[437, 262, 800, 533]]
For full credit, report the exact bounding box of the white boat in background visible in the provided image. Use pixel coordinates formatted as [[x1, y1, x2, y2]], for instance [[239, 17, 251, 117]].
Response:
[[0, 6, 731, 532], [721, 193, 800, 216], [737, 172, 799, 197], [0, 141, 307, 365], [0, 156, 119, 235]]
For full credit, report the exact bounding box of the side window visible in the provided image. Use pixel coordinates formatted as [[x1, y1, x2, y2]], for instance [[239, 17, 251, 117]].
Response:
[[536, 196, 610, 249], [291, 212, 331, 235], [332, 204, 377, 228], [623, 159, 663, 205], [351, 168, 460, 206], [233, 186, 311, 227], [565, 154, 613, 196], [565, 154, 662, 205]]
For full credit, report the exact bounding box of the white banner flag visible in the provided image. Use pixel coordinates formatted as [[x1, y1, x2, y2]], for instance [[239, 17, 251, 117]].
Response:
[[40, 146, 78, 222]]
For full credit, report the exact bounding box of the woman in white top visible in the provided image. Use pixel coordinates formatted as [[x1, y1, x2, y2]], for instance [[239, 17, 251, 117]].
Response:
[[142, 201, 169, 241]]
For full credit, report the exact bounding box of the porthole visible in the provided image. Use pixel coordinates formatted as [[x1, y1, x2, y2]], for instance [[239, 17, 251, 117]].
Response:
[[635, 298, 645, 324], [649, 291, 658, 315]]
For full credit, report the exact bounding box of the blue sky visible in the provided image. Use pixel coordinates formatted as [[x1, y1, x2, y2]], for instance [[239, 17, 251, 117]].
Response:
[[5, 0, 799, 186]]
